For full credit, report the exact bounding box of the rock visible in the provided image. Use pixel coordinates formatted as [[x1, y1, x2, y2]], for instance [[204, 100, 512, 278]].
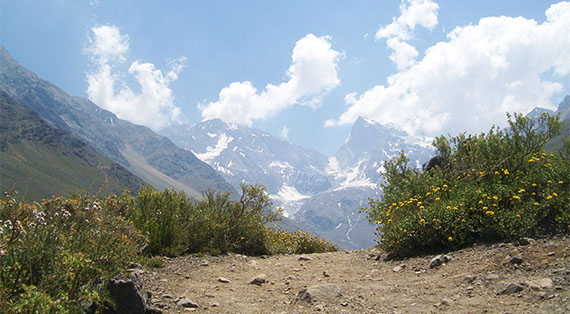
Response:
[[509, 256, 523, 265], [547, 252, 555, 256], [525, 278, 554, 290], [296, 284, 342, 304], [498, 283, 524, 295], [250, 274, 267, 285], [434, 298, 452, 308], [430, 255, 451, 268], [108, 276, 149, 314], [128, 263, 143, 269], [322, 271, 330, 278], [518, 238, 534, 246], [485, 274, 500, 280], [463, 275, 476, 283], [177, 298, 199, 308], [393, 264, 406, 272], [298, 256, 312, 261], [441, 298, 452, 306], [218, 277, 231, 283], [200, 260, 209, 266]]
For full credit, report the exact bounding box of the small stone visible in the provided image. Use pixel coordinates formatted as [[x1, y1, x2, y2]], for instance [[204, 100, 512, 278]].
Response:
[[466, 286, 474, 291], [547, 252, 555, 257], [518, 238, 534, 246], [463, 275, 476, 283], [340, 301, 349, 307], [250, 274, 267, 285], [525, 278, 554, 290], [441, 298, 452, 306], [393, 265, 406, 272], [498, 283, 524, 295], [298, 256, 312, 261], [430, 255, 451, 268], [485, 274, 500, 280], [218, 277, 231, 283], [177, 298, 199, 308], [509, 256, 524, 265], [200, 260, 209, 266], [162, 294, 173, 299]]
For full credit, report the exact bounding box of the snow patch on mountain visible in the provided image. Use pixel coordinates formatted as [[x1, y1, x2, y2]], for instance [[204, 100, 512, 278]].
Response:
[[269, 185, 310, 217], [194, 133, 234, 162], [326, 157, 376, 190]]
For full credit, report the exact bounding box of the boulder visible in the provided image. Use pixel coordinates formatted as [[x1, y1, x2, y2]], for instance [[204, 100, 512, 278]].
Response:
[[296, 284, 342, 304]]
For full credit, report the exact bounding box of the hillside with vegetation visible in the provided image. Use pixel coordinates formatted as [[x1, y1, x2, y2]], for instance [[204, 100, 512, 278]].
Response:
[[0, 92, 144, 200], [0, 46, 234, 200]]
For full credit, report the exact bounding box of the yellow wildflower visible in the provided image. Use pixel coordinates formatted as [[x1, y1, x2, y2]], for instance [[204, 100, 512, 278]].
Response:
[[485, 211, 494, 216], [448, 236, 453, 241]]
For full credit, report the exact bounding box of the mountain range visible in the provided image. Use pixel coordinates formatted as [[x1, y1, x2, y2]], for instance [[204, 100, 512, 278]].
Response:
[[0, 46, 233, 200], [161, 116, 434, 248]]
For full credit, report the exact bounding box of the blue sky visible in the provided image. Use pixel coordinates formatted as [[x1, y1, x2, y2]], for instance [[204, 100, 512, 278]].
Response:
[[2, 1, 569, 155]]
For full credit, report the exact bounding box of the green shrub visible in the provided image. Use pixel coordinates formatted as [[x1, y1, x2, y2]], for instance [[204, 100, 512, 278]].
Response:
[[127, 183, 285, 256], [0, 192, 144, 313], [263, 228, 337, 254], [126, 186, 194, 256], [366, 113, 570, 256]]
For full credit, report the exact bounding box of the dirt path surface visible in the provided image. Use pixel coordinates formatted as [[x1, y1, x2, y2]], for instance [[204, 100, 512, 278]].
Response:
[[137, 237, 570, 313]]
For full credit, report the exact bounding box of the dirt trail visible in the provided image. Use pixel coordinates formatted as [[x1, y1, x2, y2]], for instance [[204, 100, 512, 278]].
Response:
[[137, 237, 570, 313]]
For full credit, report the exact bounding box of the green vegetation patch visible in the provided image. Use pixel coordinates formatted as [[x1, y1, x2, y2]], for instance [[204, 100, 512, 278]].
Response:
[[365, 113, 570, 257], [1, 184, 336, 312]]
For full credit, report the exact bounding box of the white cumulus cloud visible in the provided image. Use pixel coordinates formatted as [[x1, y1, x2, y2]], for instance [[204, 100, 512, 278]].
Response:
[[375, 0, 439, 70], [327, 1, 570, 139], [84, 25, 185, 131], [199, 34, 342, 126]]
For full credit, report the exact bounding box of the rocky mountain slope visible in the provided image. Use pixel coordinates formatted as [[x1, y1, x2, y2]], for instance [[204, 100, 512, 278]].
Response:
[[135, 236, 570, 313], [0, 46, 234, 199], [0, 92, 144, 200]]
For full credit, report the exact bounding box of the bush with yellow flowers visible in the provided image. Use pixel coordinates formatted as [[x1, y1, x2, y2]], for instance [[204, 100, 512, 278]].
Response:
[[366, 113, 570, 257]]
